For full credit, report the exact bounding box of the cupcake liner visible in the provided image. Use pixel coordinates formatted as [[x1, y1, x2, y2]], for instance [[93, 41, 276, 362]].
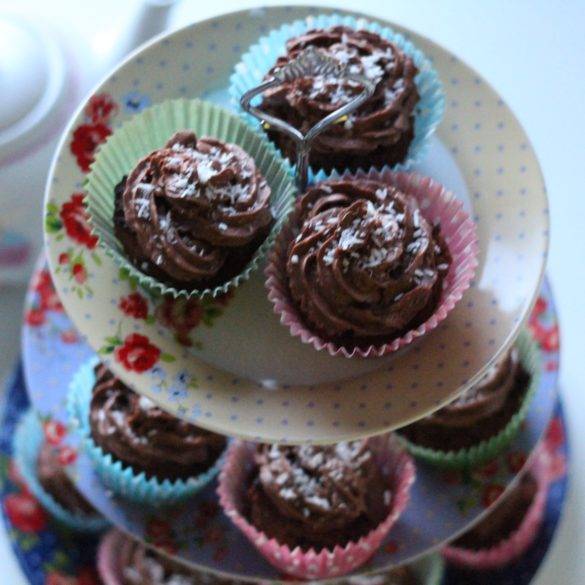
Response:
[[13, 409, 109, 533], [67, 357, 226, 507], [217, 434, 415, 580], [229, 13, 445, 176], [97, 529, 126, 585], [84, 98, 296, 299], [352, 554, 444, 585], [425, 553, 446, 585], [442, 446, 550, 569], [98, 528, 443, 585], [265, 169, 478, 358], [399, 329, 541, 470], [409, 553, 445, 585]]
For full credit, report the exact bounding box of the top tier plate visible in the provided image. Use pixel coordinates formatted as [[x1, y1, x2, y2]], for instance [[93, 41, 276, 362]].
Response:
[[43, 6, 549, 443]]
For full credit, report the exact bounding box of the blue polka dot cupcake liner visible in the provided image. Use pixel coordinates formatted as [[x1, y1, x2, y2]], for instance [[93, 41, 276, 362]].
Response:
[[84, 98, 296, 300], [229, 12, 445, 178], [67, 357, 227, 507], [13, 409, 109, 533], [398, 329, 541, 470]]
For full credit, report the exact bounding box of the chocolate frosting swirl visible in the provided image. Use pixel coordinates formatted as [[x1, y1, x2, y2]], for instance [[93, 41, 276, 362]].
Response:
[[286, 179, 450, 342], [115, 131, 273, 288], [425, 348, 521, 429], [37, 443, 97, 516], [247, 441, 390, 550], [89, 364, 226, 481], [261, 26, 419, 172]]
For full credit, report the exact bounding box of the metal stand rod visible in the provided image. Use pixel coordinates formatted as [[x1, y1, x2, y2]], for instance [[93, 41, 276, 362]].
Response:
[[240, 47, 376, 193]]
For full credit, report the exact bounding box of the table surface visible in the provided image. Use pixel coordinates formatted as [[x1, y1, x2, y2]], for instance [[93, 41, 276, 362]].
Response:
[[0, 1, 583, 584]]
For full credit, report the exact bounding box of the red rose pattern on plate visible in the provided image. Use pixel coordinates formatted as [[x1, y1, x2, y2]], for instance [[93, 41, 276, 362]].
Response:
[[113, 333, 161, 373], [70, 94, 118, 173], [24, 268, 64, 328], [154, 292, 233, 348]]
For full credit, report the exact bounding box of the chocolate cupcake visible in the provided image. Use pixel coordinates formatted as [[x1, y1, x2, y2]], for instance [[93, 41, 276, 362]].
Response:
[[284, 179, 450, 347], [68, 359, 227, 505], [37, 442, 97, 517], [443, 450, 549, 569], [114, 130, 273, 291], [89, 363, 226, 482], [259, 26, 419, 173], [453, 471, 538, 551], [14, 410, 109, 532], [400, 348, 529, 452], [246, 442, 391, 551], [267, 171, 477, 358], [218, 435, 414, 579], [100, 530, 243, 584], [397, 331, 540, 469]]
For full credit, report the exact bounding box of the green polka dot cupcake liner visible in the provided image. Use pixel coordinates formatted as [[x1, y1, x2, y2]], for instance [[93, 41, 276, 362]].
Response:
[[397, 329, 541, 470], [13, 409, 109, 533], [67, 358, 227, 507], [84, 98, 296, 300], [229, 12, 445, 176]]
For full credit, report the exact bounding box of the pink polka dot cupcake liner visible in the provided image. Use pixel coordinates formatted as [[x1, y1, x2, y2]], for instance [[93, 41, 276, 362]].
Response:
[[442, 445, 551, 570], [217, 434, 415, 580], [265, 169, 479, 358]]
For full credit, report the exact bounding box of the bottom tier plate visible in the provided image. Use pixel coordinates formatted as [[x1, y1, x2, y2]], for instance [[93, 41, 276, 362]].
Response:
[[0, 366, 569, 584]]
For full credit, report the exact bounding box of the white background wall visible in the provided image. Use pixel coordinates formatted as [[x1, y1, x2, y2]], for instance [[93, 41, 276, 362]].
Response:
[[0, 1, 583, 583]]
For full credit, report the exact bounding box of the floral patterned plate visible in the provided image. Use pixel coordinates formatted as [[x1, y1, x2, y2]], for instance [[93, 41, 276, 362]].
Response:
[[0, 366, 102, 585], [21, 259, 560, 580], [43, 6, 549, 444], [0, 365, 568, 584]]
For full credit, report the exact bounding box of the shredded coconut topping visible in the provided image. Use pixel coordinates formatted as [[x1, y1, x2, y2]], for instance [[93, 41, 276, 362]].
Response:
[[261, 441, 373, 517]]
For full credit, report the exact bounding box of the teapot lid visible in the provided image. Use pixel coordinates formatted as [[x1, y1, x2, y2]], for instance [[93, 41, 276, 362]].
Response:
[[0, 16, 69, 164]]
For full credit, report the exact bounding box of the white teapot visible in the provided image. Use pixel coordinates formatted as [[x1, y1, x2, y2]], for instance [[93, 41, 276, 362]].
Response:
[[0, 1, 177, 285]]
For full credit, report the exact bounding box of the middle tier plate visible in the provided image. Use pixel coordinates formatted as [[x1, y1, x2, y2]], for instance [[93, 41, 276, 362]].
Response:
[[42, 6, 549, 443], [21, 262, 560, 580]]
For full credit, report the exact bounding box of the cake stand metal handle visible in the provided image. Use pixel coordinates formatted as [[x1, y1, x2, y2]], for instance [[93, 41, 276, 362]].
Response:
[[240, 46, 376, 192]]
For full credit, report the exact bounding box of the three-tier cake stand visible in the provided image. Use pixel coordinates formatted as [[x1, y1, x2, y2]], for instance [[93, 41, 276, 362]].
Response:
[[0, 6, 567, 585]]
